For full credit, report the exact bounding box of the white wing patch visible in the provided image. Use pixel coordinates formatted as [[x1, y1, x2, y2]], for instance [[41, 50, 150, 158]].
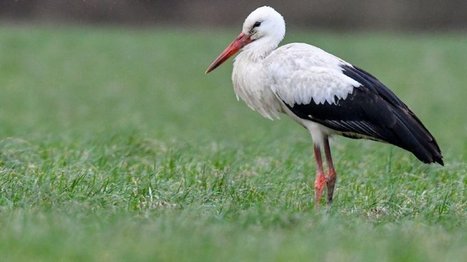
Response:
[[266, 43, 362, 106], [271, 67, 361, 106]]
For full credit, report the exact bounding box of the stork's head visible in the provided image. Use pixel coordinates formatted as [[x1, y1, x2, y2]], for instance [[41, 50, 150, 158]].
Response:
[[241, 6, 286, 45], [206, 6, 285, 73]]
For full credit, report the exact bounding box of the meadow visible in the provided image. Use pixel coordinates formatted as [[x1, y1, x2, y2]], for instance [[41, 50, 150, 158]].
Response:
[[0, 25, 465, 261]]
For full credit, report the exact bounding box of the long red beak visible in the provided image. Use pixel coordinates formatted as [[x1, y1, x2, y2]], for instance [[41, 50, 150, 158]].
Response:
[[205, 33, 252, 74]]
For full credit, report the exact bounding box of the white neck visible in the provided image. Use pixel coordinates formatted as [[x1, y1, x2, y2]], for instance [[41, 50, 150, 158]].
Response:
[[240, 37, 280, 62]]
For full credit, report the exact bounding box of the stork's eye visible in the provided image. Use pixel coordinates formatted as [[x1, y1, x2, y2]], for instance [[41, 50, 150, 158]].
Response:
[[253, 21, 262, 28]]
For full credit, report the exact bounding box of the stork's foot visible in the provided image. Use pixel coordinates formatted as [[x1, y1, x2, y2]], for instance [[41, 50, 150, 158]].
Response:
[[326, 169, 337, 205], [314, 171, 327, 209]]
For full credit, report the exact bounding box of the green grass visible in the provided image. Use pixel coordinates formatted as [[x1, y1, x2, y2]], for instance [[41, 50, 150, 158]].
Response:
[[0, 25, 465, 261]]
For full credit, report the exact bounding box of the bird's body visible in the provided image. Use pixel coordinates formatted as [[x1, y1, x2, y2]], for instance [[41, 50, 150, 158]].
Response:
[[206, 6, 443, 207], [233, 43, 361, 144]]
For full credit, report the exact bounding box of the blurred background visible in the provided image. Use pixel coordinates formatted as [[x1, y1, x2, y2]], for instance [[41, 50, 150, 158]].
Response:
[[1, 0, 467, 31]]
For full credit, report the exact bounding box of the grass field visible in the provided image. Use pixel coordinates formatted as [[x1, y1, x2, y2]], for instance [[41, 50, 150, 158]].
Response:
[[0, 25, 465, 261]]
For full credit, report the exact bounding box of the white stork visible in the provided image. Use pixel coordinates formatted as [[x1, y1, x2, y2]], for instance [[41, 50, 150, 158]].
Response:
[[205, 6, 443, 207]]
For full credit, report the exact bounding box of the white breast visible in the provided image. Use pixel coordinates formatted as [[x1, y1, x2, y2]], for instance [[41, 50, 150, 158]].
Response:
[[232, 52, 282, 120]]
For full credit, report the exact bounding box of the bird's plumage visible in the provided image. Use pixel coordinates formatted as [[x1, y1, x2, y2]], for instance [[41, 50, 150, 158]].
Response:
[[206, 6, 443, 206]]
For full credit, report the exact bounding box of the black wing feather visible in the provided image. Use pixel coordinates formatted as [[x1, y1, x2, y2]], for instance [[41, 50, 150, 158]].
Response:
[[285, 65, 443, 165]]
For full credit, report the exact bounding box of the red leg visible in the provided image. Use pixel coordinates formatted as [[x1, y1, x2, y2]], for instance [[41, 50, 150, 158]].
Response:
[[313, 144, 326, 208], [324, 137, 337, 205]]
